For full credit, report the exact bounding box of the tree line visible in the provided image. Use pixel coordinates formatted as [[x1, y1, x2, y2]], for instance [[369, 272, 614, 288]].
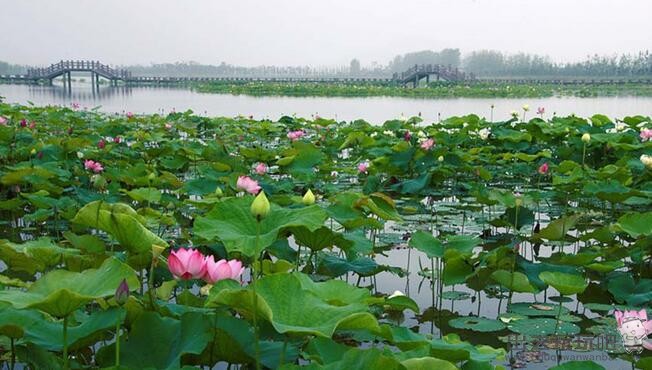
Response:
[[2, 50, 651, 78]]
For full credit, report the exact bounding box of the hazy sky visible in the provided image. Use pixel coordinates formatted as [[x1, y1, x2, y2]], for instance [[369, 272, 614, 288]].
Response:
[[1, 0, 650, 67]]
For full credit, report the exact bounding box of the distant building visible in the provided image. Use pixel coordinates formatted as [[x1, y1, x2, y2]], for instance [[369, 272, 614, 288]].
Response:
[[350, 59, 361, 76]]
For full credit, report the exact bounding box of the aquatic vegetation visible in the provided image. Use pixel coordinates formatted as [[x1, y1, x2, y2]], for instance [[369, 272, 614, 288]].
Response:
[[195, 80, 652, 99], [0, 102, 650, 369]]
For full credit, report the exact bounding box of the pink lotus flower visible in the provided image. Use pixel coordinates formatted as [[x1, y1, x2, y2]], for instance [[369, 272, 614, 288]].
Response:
[[84, 160, 104, 173], [237, 175, 261, 194], [20, 119, 27, 127], [287, 130, 305, 141], [538, 162, 549, 175], [164, 123, 172, 130], [126, 112, 134, 119], [168, 248, 207, 280], [98, 139, 106, 149], [203, 256, 244, 284], [640, 129, 652, 142], [254, 163, 268, 175], [404, 131, 412, 141], [29, 121, 36, 129], [113, 136, 121, 144], [358, 162, 369, 174], [0, 116, 7, 126], [71, 102, 80, 110], [537, 107, 545, 115], [420, 138, 435, 151]]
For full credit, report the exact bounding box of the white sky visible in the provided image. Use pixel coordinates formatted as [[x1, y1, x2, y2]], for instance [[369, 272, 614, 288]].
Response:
[[1, 0, 650, 67]]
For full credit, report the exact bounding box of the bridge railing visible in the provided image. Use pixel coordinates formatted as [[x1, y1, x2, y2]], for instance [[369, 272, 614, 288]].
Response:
[[26, 60, 131, 79]]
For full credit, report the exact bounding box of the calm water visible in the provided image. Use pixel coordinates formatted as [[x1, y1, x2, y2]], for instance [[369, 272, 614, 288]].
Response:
[[1, 83, 651, 123]]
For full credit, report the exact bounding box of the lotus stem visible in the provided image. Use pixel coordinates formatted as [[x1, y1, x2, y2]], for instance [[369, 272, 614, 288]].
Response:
[[115, 318, 121, 367], [252, 221, 261, 370], [63, 315, 69, 369], [507, 204, 519, 308], [10, 337, 15, 370], [553, 298, 563, 335]]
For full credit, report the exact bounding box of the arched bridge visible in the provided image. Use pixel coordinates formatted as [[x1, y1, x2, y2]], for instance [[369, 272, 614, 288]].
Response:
[[393, 64, 471, 87], [26, 60, 131, 88]]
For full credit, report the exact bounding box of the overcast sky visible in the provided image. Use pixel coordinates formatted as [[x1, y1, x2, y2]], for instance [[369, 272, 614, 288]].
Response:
[[1, 0, 650, 67]]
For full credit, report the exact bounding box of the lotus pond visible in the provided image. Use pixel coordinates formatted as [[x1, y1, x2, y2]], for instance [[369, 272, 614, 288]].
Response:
[[0, 102, 651, 370]]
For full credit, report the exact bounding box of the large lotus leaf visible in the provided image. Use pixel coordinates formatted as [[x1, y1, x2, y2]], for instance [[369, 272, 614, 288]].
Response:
[[71, 200, 168, 254], [539, 271, 588, 296], [317, 253, 385, 277], [322, 347, 403, 370], [614, 211, 652, 238], [293, 272, 381, 306], [208, 272, 379, 337], [0, 257, 139, 317], [430, 334, 506, 363], [535, 214, 583, 241], [448, 317, 506, 333], [291, 226, 350, 252], [607, 274, 652, 306], [409, 231, 444, 258], [401, 357, 457, 370], [96, 311, 212, 370], [507, 302, 570, 317], [124, 187, 162, 204], [194, 197, 327, 257], [0, 237, 82, 274], [490, 270, 538, 293], [507, 318, 580, 336], [0, 304, 125, 351]]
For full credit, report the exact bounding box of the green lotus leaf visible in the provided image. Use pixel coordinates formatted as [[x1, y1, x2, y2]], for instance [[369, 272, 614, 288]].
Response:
[[0, 304, 125, 351], [207, 272, 379, 337], [401, 357, 457, 370], [96, 311, 212, 370], [385, 295, 419, 313], [507, 317, 580, 336], [448, 317, 506, 332], [430, 334, 506, 363], [409, 231, 444, 258], [491, 270, 538, 293], [614, 211, 652, 238], [0, 257, 139, 317], [534, 214, 582, 241], [607, 274, 652, 306], [539, 271, 588, 296], [507, 302, 570, 317], [0, 237, 83, 274], [71, 200, 168, 255], [124, 187, 162, 204], [194, 196, 327, 257]]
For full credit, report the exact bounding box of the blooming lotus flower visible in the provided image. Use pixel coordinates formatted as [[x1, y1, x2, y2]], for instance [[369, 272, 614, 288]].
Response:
[[20, 119, 27, 127], [71, 102, 80, 109], [126, 112, 134, 119], [420, 138, 435, 151], [168, 248, 207, 280], [404, 131, 412, 141], [254, 163, 268, 175], [358, 161, 369, 174], [237, 175, 261, 194], [29, 121, 36, 129], [114, 136, 121, 144], [203, 256, 244, 284], [164, 123, 172, 129], [640, 129, 652, 142], [478, 128, 491, 140], [84, 160, 104, 173], [0, 116, 7, 126], [538, 162, 549, 175], [537, 107, 545, 115], [287, 130, 305, 141], [641, 154, 652, 169], [98, 139, 106, 149]]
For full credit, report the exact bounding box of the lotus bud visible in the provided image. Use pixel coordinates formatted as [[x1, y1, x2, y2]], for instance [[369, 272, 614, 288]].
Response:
[[30, 148, 36, 155], [77, 151, 84, 159], [640, 154, 652, 169], [522, 104, 530, 112], [438, 155, 444, 162], [147, 172, 156, 181], [114, 279, 129, 306], [515, 196, 523, 208], [250, 191, 270, 220], [302, 189, 315, 205], [214, 187, 223, 197], [581, 133, 591, 143]]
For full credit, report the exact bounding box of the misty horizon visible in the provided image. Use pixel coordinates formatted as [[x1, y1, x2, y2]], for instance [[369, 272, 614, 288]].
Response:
[[1, 0, 650, 68]]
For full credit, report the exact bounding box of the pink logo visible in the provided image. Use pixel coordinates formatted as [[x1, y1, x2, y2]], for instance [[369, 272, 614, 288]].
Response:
[[614, 309, 652, 353]]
